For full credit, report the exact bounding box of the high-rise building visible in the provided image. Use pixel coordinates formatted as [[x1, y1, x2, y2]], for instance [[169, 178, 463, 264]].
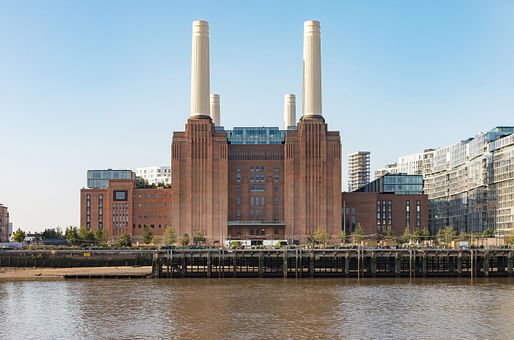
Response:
[[348, 151, 370, 192], [389, 127, 514, 234], [375, 163, 398, 179], [135, 166, 171, 186], [0, 204, 9, 242]]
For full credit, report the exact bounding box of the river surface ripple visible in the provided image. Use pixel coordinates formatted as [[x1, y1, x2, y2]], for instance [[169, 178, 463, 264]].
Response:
[[1, 277, 513, 339]]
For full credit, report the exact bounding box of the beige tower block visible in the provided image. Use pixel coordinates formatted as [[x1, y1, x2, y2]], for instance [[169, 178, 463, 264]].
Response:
[[284, 94, 296, 129], [210, 94, 220, 126], [190, 20, 210, 117], [302, 20, 322, 117]]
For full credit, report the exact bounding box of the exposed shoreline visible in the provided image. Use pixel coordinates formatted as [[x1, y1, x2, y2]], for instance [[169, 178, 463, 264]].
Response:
[[0, 266, 153, 280]]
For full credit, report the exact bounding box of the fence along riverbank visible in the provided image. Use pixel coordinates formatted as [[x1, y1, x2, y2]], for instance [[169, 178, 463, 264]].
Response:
[[1, 248, 513, 279], [152, 248, 514, 278]]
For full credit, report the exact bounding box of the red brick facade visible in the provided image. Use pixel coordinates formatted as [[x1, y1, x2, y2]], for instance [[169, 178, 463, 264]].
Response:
[[80, 180, 171, 243], [341, 192, 429, 239], [171, 115, 342, 244]]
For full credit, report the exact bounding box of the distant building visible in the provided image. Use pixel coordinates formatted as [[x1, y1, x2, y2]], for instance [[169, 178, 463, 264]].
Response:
[[87, 169, 133, 189], [348, 151, 370, 192], [8, 222, 13, 236], [81, 171, 171, 243], [0, 204, 10, 242], [387, 127, 514, 234], [135, 166, 171, 186], [375, 163, 398, 179], [356, 174, 423, 195], [342, 192, 428, 239]]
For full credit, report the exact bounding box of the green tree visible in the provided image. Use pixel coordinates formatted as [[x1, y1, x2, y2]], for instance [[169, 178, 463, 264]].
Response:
[[339, 230, 346, 244], [400, 226, 411, 244], [181, 233, 190, 246], [385, 227, 394, 240], [311, 227, 325, 244], [65, 226, 80, 246], [352, 223, 365, 244], [436, 226, 457, 245], [95, 229, 108, 245], [412, 228, 429, 243], [193, 230, 206, 245], [151, 235, 161, 245], [13, 228, 26, 243], [42, 228, 65, 240], [79, 227, 97, 246], [119, 233, 132, 247], [505, 230, 514, 245], [164, 226, 177, 245], [142, 225, 153, 244], [482, 228, 494, 238]]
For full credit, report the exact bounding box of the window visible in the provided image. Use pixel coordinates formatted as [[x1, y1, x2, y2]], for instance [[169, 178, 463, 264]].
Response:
[[236, 197, 240, 206], [236, 209, 240, 217], [416, 200, 421, 227], [151, 194, 155, 198], [236, 185, 240, 192], [250, 210, 254, 217], [250, 185, 265, 192], [261, 166, 264, 172], [138, 194, 142, 198], [250, 229, 255, 235], [274, 166, 278, 172], [237, 165, 241, 172], [256, 166, 259, 172], [274, 197, 278, 205], [406, 200, 410, 227], [251, 197, 254, 206], [164, 203, 167, 207], [250, 174, 254, 182], [236, 173, 240, 182], [274, 173, 279, 182], [261, 173, 265, 182], [261, 197, 265, 206], [250, 166, 254, 171], [274, 186, 278, 192], [274, 209, 279, 216]]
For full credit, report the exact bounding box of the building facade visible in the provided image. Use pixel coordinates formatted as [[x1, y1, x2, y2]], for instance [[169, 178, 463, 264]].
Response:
[[390, 127, 514, 234], [80, 175, 172, 243], [342, 192, 428, 238], [0, 204, 9, 242], [348, 151, 370, 192], [135, 166, 171, 186], [171, 20, 341, 244]]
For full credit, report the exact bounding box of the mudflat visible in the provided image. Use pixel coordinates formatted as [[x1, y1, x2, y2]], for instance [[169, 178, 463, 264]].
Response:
[[0, 266, 152, 280]]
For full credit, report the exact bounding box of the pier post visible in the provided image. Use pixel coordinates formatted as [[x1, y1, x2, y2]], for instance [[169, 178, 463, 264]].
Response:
[[422, 253, 427, 277], [309, 252, 314, 277], [457, 252, 462, 276], [345, 252, 350, 276], [295, 248, 299, 279], [394, 253, 401, 277], [258, 252, 264, 278], [484, 251, 489, 277], [207, 251, 211, 278], [507, 251, 513, 277], [283, 249, 288, 278], [233, 253, 237, 277], [370, 252, 376, 277]]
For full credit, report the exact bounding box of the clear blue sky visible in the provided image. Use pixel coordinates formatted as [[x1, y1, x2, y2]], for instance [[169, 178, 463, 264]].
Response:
[[1, 1, 513, 232]]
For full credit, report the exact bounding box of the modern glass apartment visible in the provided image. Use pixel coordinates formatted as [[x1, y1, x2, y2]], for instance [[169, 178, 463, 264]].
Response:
[[87, 170, 133, 189], [390, 127, 514, 234], [356, 174, 423, 195]]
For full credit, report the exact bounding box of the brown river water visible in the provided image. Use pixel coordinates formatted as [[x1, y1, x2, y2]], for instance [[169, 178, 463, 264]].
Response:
[[1, 277, 513, 339]]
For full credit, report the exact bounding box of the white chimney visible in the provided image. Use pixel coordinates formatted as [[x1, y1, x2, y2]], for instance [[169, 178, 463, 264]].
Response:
[[284, 94, 296, 129], [302, 20, 322, 117], [190, 20, 210, 117], [210, 94, 220, 126]]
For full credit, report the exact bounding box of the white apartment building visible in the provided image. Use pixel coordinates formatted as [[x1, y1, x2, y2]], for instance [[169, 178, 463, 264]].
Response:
[[348, 151, 370, 192], [135, 166, 171, 186], [390, 127, 514, 234]]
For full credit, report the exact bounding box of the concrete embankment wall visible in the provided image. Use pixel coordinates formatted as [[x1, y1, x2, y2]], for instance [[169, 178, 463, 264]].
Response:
[[0, 250, 154, 267]]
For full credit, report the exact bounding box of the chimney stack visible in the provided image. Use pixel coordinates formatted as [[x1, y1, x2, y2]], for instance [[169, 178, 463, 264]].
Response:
[[284, 94, 296, 129], [302, 20, 322, 117], [210, 94, 220, 126], [190, 20, 210, 118]]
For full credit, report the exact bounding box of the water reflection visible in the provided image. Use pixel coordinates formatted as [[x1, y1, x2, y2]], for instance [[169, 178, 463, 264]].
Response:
[[0, 278, 513, 339]]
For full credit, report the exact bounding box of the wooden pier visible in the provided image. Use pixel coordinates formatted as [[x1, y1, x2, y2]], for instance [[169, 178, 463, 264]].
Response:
[[152, 248, 514, 278]]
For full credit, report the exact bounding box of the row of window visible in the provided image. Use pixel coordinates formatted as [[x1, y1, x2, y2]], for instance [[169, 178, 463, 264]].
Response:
[[236, 166, 281, 172], [235, 209, 280, 217], [135, 193, 168, 199], [135, 202, 168, 208], [133, 224, 168, 229]]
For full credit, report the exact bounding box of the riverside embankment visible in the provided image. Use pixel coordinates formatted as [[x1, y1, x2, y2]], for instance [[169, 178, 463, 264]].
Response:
[[2, 248, 513, 279]]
